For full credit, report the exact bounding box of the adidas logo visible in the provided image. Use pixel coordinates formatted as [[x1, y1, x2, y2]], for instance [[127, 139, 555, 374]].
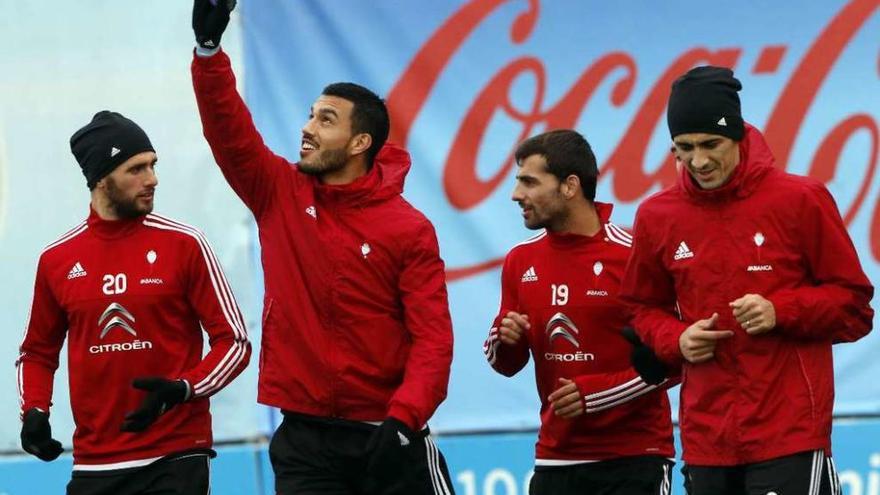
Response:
[[673, 242, 694, 261], [521, 266, 538, 282], [67, 262, 87, 279], [110, 147, 121, 158], [717, 117, 727, 126]]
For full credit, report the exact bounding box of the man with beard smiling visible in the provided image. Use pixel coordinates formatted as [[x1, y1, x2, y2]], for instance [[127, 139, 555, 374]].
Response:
[[189, 2, 455, 494], [484, 129, 676, 495], [620, 66, 873, 494], [17, 111, 250, 495]]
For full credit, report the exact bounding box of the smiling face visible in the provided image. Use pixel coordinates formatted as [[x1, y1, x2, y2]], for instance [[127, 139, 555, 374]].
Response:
[[672, 132, 741, 190], [97, 151, 158, 218], [299, 95, 358, 177], [511, 154, 570, 231]]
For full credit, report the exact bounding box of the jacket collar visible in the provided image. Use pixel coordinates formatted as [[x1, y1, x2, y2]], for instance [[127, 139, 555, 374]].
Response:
[[546, 201, 614, 247], [678, 123, 775, 203], [86, 206, 145, 239], [312, 142, 411, 208]]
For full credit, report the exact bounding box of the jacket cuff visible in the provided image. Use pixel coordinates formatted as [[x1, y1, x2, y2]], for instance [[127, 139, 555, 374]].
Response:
[[767, 290, 799, 334], [180, 379, 193, 401], [192, 47, 227, 66], [655, 328, 687, 366], [195, 45, 221, 57], [387, 403, 421, 432], [21, 402, 50, 419], [633, 322, 686, 365]]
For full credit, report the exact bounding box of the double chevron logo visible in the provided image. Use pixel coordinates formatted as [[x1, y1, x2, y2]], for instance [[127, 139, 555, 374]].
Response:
[[546, 312, 580, 348], [98, 302, 137, 339], [544, 312, 595, 362]]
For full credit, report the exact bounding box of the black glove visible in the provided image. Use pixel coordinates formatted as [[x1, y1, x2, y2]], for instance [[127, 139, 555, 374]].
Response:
[[363, 417, 418, 492], [21, 408, 64, 462], [121, 377, 189, 432], [621, 326, 668, 385], [192, 0, 237, 50]]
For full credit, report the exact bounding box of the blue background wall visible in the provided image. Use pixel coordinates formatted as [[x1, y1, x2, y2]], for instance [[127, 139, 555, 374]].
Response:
[[0, 0, 878, 493]]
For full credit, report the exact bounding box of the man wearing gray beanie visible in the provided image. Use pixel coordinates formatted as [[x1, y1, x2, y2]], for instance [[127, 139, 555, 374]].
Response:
[[17, 111, 250, 494], [620, 66, 873, 494]]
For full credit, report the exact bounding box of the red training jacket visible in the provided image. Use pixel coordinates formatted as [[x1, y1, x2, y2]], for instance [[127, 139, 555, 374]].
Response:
[[191, 50, 453, 430], [484, 203, 675, 462], [17, 210, 250, 470], [620, 124, 874, 465]]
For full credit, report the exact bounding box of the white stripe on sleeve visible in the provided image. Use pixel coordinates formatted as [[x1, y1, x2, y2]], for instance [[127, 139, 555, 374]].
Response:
[[143, 215, 248, 397]]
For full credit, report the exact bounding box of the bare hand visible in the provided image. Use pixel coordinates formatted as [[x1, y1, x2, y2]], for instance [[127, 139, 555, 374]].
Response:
[[548, 378, 582, 419], [499, 311, 530, 345], [730, 294, 776, 335], [679, 313, 734, 364]]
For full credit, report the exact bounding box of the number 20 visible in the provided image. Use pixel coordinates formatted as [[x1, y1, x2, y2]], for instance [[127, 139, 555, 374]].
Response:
[[551, 284, 568, 306], [102, 274, 127, 295]]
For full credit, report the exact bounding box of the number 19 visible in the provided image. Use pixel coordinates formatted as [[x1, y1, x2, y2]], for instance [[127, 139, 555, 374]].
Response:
[[551, 284, 568, 306]]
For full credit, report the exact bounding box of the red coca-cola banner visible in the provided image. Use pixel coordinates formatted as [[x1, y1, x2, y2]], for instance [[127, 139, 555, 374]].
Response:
[[386, 0, 879, 281]]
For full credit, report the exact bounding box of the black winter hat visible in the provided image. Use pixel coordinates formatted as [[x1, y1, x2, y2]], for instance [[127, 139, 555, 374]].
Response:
[[70, 111, 155, 189], [667, 66, 744, 141]]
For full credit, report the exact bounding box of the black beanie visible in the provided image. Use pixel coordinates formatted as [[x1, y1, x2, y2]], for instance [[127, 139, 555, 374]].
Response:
[[667, 66, 744, 141], [70, 111, 155, 189]]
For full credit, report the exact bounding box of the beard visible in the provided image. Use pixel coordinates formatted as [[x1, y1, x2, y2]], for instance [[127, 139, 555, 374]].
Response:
[[298, 146, 350, 177], [106, 177, 153, 219], [525, 210, 562, 231], [522, 191, 569, 232]]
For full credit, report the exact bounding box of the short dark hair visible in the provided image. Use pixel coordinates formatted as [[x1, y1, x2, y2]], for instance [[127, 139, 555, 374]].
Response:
[[514, 129, 598, 200], [322, 82, 390, 166]]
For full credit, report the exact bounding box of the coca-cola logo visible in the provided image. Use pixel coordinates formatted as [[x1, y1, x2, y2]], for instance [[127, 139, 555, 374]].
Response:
[[386, 0, 879, 282]]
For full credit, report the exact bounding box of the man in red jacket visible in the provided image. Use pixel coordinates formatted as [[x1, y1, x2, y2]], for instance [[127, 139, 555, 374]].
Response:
[[620, 66, 874, 494], [17, 111, 251, 495], [485, 129, 676, 494], [190, 2, 455, 495]]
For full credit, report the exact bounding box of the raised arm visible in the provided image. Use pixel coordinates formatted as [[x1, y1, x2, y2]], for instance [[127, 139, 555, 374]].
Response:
[[191, 0, 288, 217]]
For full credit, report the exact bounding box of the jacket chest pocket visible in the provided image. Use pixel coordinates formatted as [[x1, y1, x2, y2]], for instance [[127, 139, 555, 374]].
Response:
[[327, 234, 399, 315], [668, 246, 728, 295]]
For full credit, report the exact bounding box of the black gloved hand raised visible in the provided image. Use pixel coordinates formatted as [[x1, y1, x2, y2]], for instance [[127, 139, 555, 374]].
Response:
[[121, 377, 189, 432], [21, 408, 64, 462], [621, 326, 668, 385], [192, 0, 237, 50]]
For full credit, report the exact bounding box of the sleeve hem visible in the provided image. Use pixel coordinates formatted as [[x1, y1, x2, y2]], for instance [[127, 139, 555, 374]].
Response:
[[387, 403, 422, 431]]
